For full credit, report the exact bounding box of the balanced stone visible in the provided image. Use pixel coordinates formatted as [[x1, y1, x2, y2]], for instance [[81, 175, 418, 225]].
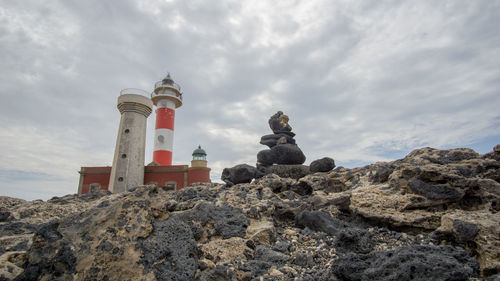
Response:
[[268, 111, 292, 134], [310, 157, 335, 173], [257, 111, 306, 166]]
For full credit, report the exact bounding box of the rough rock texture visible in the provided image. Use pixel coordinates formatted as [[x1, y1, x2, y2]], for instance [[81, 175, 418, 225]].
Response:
[[310, 157, 336, 173], [221, 164, 260, 186], [1, 145, 499, 280]]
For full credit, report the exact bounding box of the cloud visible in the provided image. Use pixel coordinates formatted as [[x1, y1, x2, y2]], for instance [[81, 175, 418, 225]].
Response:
[[1, 0, 499, 200]]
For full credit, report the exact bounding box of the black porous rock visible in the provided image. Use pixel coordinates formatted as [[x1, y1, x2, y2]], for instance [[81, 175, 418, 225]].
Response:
[[271, 144, 306, 165], [331, 245, 479, 281], [136, 216, 198, 281], [257, 144, 307, 166], [310, 157, 335, 173], [196, 265, 236, 281], [268, 111, 292, 134], [254, 245, 290, 264], [260, 133, 296, 148], [176, 202, 249, 239], [335, 228, 375, 254], [14, 221, 76, 281], [408, 179, 464, 201], [295, 210, 349, 236], [221, 164, 258, 186], [453, 220, 479, 243], [263, 164, 310, 180], [257, 149, 276, 166]]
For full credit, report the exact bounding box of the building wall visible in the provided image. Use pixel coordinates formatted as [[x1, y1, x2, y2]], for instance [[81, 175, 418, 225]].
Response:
[[78, 167, 112, 194], [78, 164, 210, 194], [144, 165, 188, 190], [187, 167, 211, 185]]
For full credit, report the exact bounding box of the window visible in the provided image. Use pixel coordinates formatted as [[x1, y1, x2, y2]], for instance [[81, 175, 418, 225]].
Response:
[[164, 181, 177, 190], [89, 183, 101, 193]]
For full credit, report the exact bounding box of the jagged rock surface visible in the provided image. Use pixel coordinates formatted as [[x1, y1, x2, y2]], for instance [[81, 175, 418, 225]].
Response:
[[1, 146, 499, 280]]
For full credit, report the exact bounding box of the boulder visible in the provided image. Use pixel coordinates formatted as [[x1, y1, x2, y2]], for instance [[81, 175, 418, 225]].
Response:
[[221, 164, 258, 186], [310, 157, 335, 173]]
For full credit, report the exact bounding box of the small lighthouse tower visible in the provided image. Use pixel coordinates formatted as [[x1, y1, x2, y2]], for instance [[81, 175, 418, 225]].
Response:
[[151, 73, 183, 165], [191, 145, 208, 168]]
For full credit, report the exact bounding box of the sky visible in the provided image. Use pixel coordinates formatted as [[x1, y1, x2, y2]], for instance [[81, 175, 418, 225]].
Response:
[[1, 0, 499, 201]]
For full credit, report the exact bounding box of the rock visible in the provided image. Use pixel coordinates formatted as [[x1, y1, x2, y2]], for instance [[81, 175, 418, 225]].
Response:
[[268, 111, 292, 134], [408, 179, 464, 201], [331, 245, 479, 281], [310, 157, 335, 173], [257, 144, 306, 166], [271, 144, 306, 165], [196, 265, 236, 281], [201, 237, 247, 264], [1, 145, 498, 280], [256, 149, 275, 166], [295, 210, 348, 236], [260, 134, 296, 148], [254, 245, 290, 264], [221, 164, 258, 186], [262, 165, 310, 180], [335, 228, 375, 254], [137, 216, 198, 281]]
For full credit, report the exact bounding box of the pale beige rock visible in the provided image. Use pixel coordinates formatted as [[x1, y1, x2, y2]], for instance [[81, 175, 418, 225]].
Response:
[[350, 184, 443, 229], [246, 219, 275, 245], [0, 251, 25, 280], [201, 237, 248, 264], [436, 209, 500, 275]]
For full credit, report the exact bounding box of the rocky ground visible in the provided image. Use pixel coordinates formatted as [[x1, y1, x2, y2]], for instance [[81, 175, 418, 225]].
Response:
[[1, 145, 499, 280]]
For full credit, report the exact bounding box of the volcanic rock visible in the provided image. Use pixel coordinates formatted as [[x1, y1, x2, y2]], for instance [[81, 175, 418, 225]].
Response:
[[1, 144, 499, 280], [310, 157, 336, 173], [221, 164, 260, 186]]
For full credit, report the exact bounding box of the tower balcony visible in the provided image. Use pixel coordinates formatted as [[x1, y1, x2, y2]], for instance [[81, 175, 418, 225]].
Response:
[[151, 80, 183, 108]]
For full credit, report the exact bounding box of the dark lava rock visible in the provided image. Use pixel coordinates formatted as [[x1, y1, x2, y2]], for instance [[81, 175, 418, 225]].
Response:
[[335, 228, 375, 254], [176, 202, 249, 239], [196, 265, 236, 281], [310, 157, 335, 173], [271, 144, 306, 165], [268, 111, 293, 134], [254, 245, 290, 264], [408, 179, 464, 201], [136, 216, 198, 281], [331, 245, 479, 281], [295, 210, 349, 236], [260, 133, 296, 148], [453, 219, 479, 243], [263, 164, 310, 180], [0, 211, 13, 222], [258, 144, 306, 166], [14, 221, 76, 281], [256, 149, 275, 166], [221, 164, 258, 186]]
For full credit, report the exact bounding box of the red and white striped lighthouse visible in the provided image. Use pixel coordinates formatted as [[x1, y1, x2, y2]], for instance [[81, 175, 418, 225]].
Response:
[[151, 73, 183, 165]]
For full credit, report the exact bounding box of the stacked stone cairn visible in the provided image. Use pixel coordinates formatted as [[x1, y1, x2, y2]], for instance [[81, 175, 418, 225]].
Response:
[[221, 111, 334, 186], [257, 111, 306, 167]]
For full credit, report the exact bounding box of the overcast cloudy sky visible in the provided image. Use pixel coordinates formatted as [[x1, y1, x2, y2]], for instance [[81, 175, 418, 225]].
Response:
[[1, 0, 499, 200]]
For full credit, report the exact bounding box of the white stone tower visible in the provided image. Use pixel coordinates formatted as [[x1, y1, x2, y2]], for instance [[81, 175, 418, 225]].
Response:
[[109, 91, 153, 193]]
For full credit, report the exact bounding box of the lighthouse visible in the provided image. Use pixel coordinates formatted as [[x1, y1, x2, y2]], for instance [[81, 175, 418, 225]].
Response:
[[151, 73, 183, 165], [109, 92, 153, 193]]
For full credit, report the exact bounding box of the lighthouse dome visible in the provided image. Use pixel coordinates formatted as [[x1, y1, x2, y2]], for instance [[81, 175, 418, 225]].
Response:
[[192, 145, 207, 160]]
